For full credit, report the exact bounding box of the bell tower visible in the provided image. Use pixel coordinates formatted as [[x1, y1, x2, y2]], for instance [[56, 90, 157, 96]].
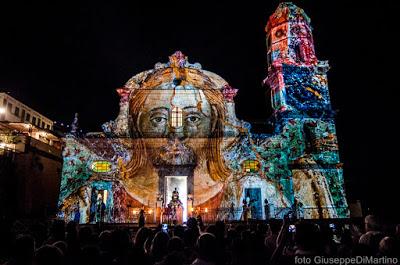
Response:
[[264, 2, 349, 218], [265, 2, 317, 68], [264, 2, 331, 118]]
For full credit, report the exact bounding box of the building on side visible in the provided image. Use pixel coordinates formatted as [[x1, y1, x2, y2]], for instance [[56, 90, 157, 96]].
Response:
[[0, 93, 62, 220]]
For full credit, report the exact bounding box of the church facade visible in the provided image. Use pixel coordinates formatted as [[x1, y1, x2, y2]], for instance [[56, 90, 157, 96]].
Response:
[[57, 2, 349, 223]]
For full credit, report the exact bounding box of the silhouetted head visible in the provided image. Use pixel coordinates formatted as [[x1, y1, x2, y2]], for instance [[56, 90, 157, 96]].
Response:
[[167, 236, 184, 252], [205, 225, 217, 236], [98, 230, 112, 252], [173, 225, 185, 239], [81, 245, 101, 265], [134, 227, 151, 249], [294, 222, 321, 253], [150, 231, 170, 262], [79, 226, 93, 245], [49, 219, 65, 242], [359, 231, 384, 254], [52, 241, 67, 256], [11, 234, 35, 263], [379, 236, 397, 256], [34, 245, 63, 265], [160, 251, 185, 265], [66, 221, 78, 239], [110, 229, 130, 255], [364, 215, 380, 232], [196, 233, 217, 262], [187, 217, 198, 230]]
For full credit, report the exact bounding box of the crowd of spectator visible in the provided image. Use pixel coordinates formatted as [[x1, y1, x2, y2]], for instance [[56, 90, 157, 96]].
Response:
[[0, 214, 399, 265]]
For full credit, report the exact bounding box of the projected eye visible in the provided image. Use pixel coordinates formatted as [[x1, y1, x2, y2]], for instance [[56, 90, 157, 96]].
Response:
[[153, 117, 164, 123], [151, 116, 167, 126], [185, 115, 201, 124]]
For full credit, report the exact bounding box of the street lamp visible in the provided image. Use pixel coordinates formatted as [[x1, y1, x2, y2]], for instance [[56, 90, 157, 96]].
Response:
[[157, 193, 164, 206], [156, 193, 164, 224]]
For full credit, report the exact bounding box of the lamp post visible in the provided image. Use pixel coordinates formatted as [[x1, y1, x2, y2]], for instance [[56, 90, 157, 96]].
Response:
[[156, 193, 164, 224]]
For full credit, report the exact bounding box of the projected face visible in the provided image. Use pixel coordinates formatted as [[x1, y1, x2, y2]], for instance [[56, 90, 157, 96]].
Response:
[[137, 88, 214, 165]]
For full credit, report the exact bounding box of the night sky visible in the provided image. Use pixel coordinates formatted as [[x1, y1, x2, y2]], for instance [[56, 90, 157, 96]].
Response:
[[0, 1, 397, 219]]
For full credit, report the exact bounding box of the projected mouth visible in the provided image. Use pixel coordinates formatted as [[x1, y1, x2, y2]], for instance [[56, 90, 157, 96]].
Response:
[[171, 150, 183, 156]]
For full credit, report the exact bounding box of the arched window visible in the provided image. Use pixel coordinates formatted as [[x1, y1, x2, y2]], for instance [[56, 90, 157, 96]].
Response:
[[171, 106, 183, 128], [91, 161, 112, 173], [294, 43, 303, 62], [303, 124, 314, 152], [242, 160, 260, 173]]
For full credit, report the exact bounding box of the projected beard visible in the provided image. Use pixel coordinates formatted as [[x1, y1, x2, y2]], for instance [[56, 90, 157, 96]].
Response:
[[137, 88, 213, 167], [151, 138, 196, 166]]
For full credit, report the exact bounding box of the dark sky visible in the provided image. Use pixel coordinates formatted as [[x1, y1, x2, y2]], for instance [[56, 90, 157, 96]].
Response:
[[0, 1, 397, 219]]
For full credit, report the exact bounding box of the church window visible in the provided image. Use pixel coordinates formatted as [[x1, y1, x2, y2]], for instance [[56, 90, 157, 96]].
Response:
[[21, 109, 25, 122], [294, 44, 303, 62], [91, 160, 112, 173], [275, 29, 284, 38], [303, 125, 315, 152], [171, 106, 183, 128], [14, 107, 20, 117], [243, 160, 260, 173]]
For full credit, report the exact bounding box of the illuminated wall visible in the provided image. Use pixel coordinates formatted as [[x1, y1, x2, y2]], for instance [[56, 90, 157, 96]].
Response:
[[58, 3, 349, 223]]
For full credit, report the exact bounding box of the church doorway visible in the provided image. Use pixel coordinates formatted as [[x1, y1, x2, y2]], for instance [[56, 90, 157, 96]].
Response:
[[89, 188, 108, 223], [244, 188, 262, 219], [165, 176, 188, 223]]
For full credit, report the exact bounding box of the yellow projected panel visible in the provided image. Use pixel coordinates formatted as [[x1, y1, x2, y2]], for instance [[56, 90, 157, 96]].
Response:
[[91, 161, 112, 173], [243, 160, 260, 173]]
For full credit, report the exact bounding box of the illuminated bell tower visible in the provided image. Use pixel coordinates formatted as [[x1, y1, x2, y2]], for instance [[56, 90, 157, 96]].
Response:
[[264, 2, 349, 218], [265, 2, 317, 67], [264, 2, 332, 118]]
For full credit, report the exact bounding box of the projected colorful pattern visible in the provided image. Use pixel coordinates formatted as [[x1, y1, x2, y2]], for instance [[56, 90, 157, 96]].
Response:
[[57, 2, 349, 223]]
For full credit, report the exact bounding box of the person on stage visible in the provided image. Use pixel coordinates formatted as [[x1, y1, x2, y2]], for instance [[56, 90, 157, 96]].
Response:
[[139, 209, 145, 228], [264, 198, 270, 221], [229, 201, 235, 220], [73, 203, 80, 224], [242, 199, 251, 222]]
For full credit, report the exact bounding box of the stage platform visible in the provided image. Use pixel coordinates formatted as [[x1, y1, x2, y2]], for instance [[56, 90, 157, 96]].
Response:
[[77, 218, 359, 234]]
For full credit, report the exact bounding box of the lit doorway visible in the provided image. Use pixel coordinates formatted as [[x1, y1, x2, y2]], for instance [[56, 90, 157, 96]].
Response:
[[165, 176, 188, 223], [244, 188, 262, 219], [89, 189, 108, 223]]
